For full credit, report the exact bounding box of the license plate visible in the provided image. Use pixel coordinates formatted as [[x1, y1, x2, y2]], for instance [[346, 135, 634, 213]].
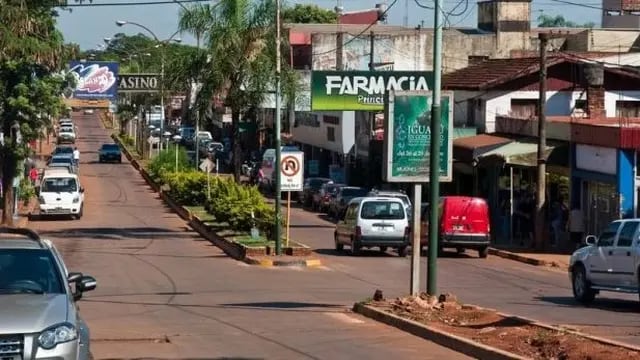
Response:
[[453, 225, 464, 231], [375, 226, 392, 232]]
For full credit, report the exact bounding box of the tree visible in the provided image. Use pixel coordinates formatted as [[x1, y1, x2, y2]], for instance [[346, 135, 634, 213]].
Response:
[[537, 14, 595, 28], [282, 4, 337, 24], [0, 1, 73, 224], [178, 3, 214, 48]]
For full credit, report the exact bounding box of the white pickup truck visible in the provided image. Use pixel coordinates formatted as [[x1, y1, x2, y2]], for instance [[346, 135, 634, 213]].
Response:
[[569, 219, 640, 304]]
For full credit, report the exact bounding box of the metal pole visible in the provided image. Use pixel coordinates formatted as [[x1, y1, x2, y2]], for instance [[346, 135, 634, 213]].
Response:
[[535, 33, 549, 251], [427, 0, 443, 296], [160, 47, 165, 152], [274, 0, 283, 255], [195, 109, 200, 169], [510, 166, 514, 246], [175, 142, 178, 172], [410, 184, 422, 295], [286, 191, 291, 248]]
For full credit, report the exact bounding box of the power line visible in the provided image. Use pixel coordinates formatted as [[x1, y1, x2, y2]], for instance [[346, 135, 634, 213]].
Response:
[[312, 0, 399, 57], [61, 0, 208, 7], [547, 0, 606, 11]]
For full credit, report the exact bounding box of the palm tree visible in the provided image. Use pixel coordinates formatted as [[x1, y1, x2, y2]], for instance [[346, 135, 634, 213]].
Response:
[[177, 3, 214, 49]]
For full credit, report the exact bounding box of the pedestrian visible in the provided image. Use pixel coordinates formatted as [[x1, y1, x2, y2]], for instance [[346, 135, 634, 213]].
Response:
[[29, 167, 38, 186], [569, 206, 584, 250], [73, 147, 80, 166], [550, 195, 568, 247]]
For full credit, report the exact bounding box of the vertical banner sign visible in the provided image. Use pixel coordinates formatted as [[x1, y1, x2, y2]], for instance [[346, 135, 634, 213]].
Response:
[[383, 90, 453, 182], [69, 61, 119, 100]]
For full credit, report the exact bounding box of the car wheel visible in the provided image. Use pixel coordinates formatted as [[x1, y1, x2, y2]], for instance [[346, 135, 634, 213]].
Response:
[[350, 237, 361, 256], [478, 246, 489, 258], [572, 264, 596, 304], [379, 246, 388, 253], [397, 246, 408, 257], [118, 157, 122, 163], [456, 247, 465, 255], [334, 234, 343, 251]]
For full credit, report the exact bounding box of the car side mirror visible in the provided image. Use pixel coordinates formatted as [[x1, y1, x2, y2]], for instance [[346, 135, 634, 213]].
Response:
[[68, 272, 82, 283], [585, 235, 597, 246], [78, 275, 97, 292]]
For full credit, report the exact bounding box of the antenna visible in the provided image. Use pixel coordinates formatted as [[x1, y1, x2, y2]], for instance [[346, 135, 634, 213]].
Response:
[[404, 0, 408, 27]]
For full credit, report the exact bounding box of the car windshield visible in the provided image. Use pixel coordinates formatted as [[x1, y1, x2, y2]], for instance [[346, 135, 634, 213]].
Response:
[[41, 177, 77, 192], [101, 144, 119, 151], [50, 157, 71, 165], [360, 201, 405, 220], [60, 128, 73, 133], [0, 249, 64, 294], [53, 147, 73, 154], [342, 188, 368, 197]]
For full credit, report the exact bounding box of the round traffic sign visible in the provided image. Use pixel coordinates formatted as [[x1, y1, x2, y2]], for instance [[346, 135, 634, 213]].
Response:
[[281, 155, 300, 177]]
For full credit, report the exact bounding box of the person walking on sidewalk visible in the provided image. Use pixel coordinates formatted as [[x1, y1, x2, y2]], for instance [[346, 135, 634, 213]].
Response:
[[73, 147, 80, 167], [29, 167, 38, 186]]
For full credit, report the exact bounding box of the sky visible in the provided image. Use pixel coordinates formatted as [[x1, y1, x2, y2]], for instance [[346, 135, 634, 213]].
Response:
[[57, 0, 601, 51]]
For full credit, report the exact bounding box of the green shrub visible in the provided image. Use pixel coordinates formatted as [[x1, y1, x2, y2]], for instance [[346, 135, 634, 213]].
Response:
[[164, 171, 209, 206], [148, 146, 190, 182], [18, 178, 35, 203], [120, 135, 135, 147]]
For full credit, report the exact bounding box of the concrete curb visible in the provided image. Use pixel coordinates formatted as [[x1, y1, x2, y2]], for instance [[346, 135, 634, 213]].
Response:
[[113, 135, 322, 268], [352, 303, 529, 360], [488, 247, 568, 270]]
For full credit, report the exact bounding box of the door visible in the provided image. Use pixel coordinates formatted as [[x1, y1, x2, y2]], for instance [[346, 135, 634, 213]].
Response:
[[588, 221, 621, 286], [611, 221, 639, 287]]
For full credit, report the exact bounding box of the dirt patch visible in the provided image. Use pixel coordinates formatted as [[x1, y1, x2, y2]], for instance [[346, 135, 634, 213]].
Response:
[[368, 292, 640, 360]]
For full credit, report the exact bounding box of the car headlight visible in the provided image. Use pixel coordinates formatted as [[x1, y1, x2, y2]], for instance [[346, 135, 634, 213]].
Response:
[[72, 196, 80, 203], [38, 196, 45, 204], [38, 323, 78, 349]]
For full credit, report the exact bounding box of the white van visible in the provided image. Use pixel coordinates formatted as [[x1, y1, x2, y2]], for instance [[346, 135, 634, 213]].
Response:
[[38, 172, 84, 219], [334, 197, 410, 257]]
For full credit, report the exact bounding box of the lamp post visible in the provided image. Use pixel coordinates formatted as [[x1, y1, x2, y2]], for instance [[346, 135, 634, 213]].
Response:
[[115, 21, 181, 151]]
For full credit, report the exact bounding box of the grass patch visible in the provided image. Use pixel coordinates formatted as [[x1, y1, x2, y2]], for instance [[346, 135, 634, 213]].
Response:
[[234, 234, 273, 248]]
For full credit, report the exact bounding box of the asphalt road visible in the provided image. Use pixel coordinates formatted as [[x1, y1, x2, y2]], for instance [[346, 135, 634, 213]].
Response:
[[286, 202, 640, 344], [29, 113, 470, 360]]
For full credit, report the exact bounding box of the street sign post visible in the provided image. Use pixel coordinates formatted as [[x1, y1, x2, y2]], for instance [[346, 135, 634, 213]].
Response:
[[200, 159, 215, 199], [280, 151, 304, 246], [382, 90, 453, 296]]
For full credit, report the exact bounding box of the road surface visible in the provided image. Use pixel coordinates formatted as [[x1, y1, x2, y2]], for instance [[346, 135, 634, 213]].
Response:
[[30, 113, 470, 360]]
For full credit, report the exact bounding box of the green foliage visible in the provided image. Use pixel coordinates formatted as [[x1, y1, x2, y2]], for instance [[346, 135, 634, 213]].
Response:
[[163, 171, 209, 206], [120, 135, 135, 147], [148, 146, 190, 181], [18, 177, 35, 203], [282, 3, 337, 24], [537, 14, 595, 28]]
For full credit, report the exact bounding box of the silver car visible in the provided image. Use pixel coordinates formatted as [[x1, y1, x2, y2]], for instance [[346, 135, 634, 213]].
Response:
[[0, 227, 96, 360]]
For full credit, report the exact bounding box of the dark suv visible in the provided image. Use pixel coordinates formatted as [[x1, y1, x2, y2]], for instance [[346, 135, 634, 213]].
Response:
[[0, 227, 97, 359]]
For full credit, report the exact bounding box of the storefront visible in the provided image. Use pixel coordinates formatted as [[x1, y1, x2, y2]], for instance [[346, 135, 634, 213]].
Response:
[[570, 144, 635, 235]]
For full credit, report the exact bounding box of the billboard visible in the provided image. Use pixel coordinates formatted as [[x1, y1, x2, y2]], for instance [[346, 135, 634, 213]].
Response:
[[311, 71, 433, 111], [118, 73, 160, 93], [69, 61, 119, 100], [383, 90, 453, 183]]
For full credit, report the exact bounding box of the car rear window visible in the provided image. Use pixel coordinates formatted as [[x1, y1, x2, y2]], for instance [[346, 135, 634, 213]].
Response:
[[360, 201, 405, 220], [50, 157, 71, 165], [42, 177, 77, 192], [343, 188, 368, 197], [309, 179, 330, 189], [102, 144, 119, 151]]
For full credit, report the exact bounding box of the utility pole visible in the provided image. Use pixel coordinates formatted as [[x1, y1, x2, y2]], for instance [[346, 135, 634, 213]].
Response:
[[535, 33, 548, 251], [427, 0, 443, 296], [274, 0, 283, 255]]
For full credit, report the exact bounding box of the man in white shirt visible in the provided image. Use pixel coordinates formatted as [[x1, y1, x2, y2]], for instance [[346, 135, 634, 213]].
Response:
[[73, 147, 80, 166]]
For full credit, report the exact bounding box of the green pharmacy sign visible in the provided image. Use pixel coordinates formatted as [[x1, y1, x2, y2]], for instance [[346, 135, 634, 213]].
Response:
[[311, 71, 433, 111], [383, 90, 453, 183]]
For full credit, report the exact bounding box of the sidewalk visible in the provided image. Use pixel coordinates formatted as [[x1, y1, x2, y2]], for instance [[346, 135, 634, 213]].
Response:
[[489, 245, 571, 270]]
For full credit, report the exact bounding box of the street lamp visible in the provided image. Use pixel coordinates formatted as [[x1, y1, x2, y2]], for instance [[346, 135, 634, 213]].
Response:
[[115, 20, 181, 150]]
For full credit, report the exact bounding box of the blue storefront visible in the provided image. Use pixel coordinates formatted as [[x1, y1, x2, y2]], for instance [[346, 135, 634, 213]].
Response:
[[570, 144, 634, 235]]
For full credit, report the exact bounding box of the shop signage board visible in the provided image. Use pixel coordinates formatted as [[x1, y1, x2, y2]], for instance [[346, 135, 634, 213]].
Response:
[[69, 61, 119, 100], [383, 90, 453, 182], [280, 152, 304, 192], [118, 73, 160, 93], [311, 71, 433, 111]]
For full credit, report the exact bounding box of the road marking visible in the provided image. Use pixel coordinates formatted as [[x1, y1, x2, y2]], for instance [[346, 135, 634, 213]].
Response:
[[324, 312, 365, 324]]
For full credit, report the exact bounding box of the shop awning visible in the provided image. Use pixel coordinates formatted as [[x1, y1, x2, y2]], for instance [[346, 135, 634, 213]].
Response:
[[479, 140, 568, 167], [453, 134, 513, 163]]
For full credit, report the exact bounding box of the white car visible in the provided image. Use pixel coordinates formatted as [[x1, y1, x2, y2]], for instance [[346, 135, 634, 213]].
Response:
[[569, 219, 640, 304], [57, 127, 76, 144], [83, 109, 94, 115], [38, 172, 84, 220]]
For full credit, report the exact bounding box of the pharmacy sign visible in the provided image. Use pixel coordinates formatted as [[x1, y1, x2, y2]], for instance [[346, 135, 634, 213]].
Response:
[[311, 71, 433, 111]]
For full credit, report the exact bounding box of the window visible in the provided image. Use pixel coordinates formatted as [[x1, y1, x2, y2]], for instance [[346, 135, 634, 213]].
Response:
[[0, 249, 64, 294], [510, 99, 538, 118], [327, 127, 336, 142], [360, 201, 405, 220], [616, 100, 640, 117], [597, 222, 621, 247], [323, 116, 340, 125], [574, 100, 586, 110], [617, 221, 638, 247], [42, 178, 78, 193]]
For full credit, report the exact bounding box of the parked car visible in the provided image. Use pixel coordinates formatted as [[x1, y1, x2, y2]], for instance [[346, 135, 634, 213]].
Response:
[[98, 143, 122, 163], [334, 197, 410, 256], [56, 127, 76, 144], [368, 189, 412, 214], [83, 108, 94, 114], [569, 219, 640, 304], [419, 196, 491, 258], [37, 171, 84, 219], [299, 177, 333, 207], [312, 183, 345, 212], [51, 145, 74, 156], [328, 186, 369, 218], [48, 154, 77, 174], [0, 227, 96, 360]]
